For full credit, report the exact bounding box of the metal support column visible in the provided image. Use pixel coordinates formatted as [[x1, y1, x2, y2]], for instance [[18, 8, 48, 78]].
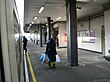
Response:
[[44, 28, 47, 43], [51, 20, 54, 38], [66, 0, 78, 66], [47, 17, 51, 40], [40, 24, 43, 47]]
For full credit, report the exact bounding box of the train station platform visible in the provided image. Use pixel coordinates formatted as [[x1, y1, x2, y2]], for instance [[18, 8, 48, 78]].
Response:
[[26, 42, 110, 82]]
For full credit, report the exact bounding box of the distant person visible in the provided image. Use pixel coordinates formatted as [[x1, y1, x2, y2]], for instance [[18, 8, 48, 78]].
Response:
[[23, 36, 28, 52], [45, 38, 57, 69]]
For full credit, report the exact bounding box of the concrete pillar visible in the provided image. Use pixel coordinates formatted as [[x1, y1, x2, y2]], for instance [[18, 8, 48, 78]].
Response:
[[44, 28, 47, 43], [47, 17, 51, 40], [51, 20, 54, 38], [39, 24, 43, 47], [66, 0, 78, 66], [36, 25, 39, 45]]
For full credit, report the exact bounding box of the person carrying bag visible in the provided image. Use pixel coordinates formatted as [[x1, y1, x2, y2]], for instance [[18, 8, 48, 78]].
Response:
[[45, 38, 57, 69]]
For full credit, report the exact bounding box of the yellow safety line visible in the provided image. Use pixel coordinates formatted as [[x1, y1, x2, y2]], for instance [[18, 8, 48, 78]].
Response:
[[26, 51, 37, 82]]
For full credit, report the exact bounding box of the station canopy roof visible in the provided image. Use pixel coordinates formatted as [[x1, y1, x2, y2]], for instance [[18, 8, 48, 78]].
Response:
[[24, 0, 110, 32]]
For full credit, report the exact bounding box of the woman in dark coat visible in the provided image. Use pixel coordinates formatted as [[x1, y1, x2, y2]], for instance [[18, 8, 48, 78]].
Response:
[[45, 38, 57, 69]]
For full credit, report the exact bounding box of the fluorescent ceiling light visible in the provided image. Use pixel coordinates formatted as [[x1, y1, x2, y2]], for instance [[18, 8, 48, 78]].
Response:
[[31, 22, 34, 24], [56, 17, 61, 20], [29, 24, 32, 26], [77, 0, 92, 2], [27, 26, 30, 31], [34, 17, 38, 20], [38, 6, 44, 13]]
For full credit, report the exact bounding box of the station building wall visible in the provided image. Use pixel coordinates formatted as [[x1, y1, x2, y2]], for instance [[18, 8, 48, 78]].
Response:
[[77, 16, 104, 53], [55, 9, 110, 56], [57, 17, 104, 53], [53, 22, 67, 48]]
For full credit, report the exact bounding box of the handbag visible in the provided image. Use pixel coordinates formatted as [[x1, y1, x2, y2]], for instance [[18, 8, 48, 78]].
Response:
[[40, 53, 50, 63], [56, 54, 60, 63]]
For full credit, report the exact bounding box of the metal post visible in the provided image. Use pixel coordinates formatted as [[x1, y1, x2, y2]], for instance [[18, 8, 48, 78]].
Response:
[[47, 17, 51, 40], [66, 0, 78, 66], [40, 24, 43, 47]]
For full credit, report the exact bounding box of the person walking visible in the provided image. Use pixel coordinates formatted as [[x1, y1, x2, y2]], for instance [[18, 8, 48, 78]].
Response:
[[45, 38, 57, 69], [23, 36, 28, 53]]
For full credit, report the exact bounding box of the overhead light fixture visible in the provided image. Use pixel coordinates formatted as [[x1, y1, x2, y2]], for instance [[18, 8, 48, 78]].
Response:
[[29, 22, 34, 27], [31, 22, 34, 24], [56, 17, 61, 20], [29, 24, 32, 26], [38, 6, 44, 13], [27, 26, 30, 31], [34, 16, 38, 20], [77, 0, 92, 2]]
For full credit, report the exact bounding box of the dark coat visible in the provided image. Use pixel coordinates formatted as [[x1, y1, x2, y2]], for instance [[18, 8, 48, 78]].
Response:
[[45, 38, 57, 62]]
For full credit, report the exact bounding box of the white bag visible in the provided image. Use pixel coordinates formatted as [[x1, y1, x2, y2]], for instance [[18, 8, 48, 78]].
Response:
[[56, 54, 60, 63]]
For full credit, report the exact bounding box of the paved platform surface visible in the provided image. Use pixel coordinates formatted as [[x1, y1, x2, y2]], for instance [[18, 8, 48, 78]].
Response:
[[27, 42, 110, 82]]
